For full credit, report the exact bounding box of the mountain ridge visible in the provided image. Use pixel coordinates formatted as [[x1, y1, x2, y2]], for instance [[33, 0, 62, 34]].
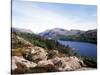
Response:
[[39, 28, 85, 39], [12, 27, 97, 43]]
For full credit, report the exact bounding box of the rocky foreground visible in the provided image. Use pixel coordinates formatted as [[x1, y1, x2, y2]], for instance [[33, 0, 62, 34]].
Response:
[[12, 46, 87, 74], [11, 32, 96, 74]]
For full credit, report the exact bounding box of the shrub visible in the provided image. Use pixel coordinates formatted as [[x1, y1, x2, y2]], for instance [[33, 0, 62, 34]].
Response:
[[81, 56, 97, 68], [14, 32, 75, 56]]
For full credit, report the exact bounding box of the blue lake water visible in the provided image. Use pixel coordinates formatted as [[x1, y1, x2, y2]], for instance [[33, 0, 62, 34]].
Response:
[[58, 40, 97, 58]]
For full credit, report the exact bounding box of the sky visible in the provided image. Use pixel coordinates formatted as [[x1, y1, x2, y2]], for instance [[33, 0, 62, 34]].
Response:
[[12, 0, 97, 33]]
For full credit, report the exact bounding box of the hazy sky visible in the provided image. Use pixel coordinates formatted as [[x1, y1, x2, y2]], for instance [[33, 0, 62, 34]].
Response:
[[12, 0, 97, 33]]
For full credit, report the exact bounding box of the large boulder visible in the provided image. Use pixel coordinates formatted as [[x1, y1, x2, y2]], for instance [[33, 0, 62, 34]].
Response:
[[30, 56, 84, 73], [49, 57, 68, 71], [31, 60, 58, 72], [31, 46, 47, 63], [47, 50, 59, 59], [23, 46, 48, 63], [37, 60, 54, 67], [11, 56, 37, 74], [49, 56, 84, 71]]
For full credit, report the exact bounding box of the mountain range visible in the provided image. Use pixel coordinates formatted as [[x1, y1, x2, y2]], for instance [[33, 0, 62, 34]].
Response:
[[39, 28, 97, 43], [11, 27, 97, 43], [39, 28, 84, 39]]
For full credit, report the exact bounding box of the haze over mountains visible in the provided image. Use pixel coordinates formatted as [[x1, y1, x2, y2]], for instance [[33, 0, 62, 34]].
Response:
[[12, 27, 33, 34]]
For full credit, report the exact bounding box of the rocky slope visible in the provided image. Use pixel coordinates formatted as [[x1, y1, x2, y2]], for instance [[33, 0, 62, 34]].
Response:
[[11, 32, 87, 74], [11, 27, 97, 74], [11, 33, 96, 74]]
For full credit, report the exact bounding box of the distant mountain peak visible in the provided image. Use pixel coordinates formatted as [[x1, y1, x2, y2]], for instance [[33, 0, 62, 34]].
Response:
[[39, 28, 84, 39]]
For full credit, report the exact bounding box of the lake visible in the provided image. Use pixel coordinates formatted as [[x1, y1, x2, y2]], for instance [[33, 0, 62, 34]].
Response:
[[58, 40, 97, 58]]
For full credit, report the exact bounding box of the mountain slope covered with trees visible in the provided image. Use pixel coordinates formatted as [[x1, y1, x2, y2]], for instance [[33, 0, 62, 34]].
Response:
[[39, 28, 97, 44]]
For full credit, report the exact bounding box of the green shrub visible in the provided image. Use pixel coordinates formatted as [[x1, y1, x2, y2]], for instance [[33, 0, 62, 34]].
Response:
[[81, 56, 97, 68], [15, 32, 75, 56]]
